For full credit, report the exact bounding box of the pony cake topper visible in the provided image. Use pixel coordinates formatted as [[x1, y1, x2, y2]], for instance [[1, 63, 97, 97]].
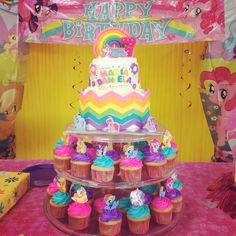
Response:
[[104, 194, 119, 210], [57, 177, 66, 192], [130, 189, 145, 206], [76, 140, 87, 154], [72, 187, 88, 204], [93, 27, 136, 58], [163, 130, 172, 147], [106, 117, 120, 133], [74, 113, 86, 131], [123, 144, 138, 158], [150, 139, 161, 153], [143, 116, 158, 132]]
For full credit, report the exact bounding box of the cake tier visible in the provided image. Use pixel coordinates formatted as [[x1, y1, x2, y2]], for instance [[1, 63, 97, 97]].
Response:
[[80, 85, 150, 131], [89, 57, 140, 89]]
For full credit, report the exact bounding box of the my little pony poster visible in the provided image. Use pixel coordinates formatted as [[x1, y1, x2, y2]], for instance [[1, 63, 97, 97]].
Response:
[[0, 3, 28, 159]]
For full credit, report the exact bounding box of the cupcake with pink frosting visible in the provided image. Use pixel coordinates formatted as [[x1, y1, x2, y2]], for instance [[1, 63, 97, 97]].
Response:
[[150, 187, 173, 225], [68, 187, 92, 230], [120, 145, 143, 182], [53, 137, 75, 171], [46, 177, 59, 200]]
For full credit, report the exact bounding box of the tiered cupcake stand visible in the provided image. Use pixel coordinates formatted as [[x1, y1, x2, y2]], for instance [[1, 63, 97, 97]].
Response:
[[44, 124, 184, 235]]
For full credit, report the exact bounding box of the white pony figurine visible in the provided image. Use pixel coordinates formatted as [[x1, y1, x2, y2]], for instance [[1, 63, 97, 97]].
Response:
[[130, 189, 145, 206], [74, 113, 86, 131]]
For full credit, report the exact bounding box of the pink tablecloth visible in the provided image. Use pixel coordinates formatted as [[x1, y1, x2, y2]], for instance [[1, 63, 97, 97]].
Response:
[[0, 160, 235, 236]]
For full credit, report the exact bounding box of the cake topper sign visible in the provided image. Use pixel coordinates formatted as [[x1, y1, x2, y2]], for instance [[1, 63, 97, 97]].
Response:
[[94, 28, 136, 58]]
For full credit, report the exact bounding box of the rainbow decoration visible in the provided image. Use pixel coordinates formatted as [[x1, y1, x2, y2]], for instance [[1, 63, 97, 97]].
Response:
[[93, 28, 129, 57], [80, 90, 150, 131], [0, 0, 13, 6]]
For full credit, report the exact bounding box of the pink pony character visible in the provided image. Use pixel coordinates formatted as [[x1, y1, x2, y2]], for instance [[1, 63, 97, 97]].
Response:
[[150, 139, 160, 153], [200, 67, 236, 149], [106, 117, 120, 132]]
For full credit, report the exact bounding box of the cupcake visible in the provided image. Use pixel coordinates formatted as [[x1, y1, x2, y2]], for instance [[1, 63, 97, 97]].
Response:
[[136, 150, 145, 160], [68, 187, 92, 230], [99, 195, 122, 236], [106, 150, 121, 174], [127, 189, 151, 235], [120, 157, 143, 182], [150, 189, 173, 225], [118, 197, 131, 225], [70, 183, 94, 206], [46, 180, 59, 200], [94, 197, 107, 221], [159, 147, 176, 170], [91, 156, 114, 183], [165, 189, 183, 213], [70, 151, 92, 178], [53, 140, 75, 171], [144, 151, 167, 178], [49, 177, 71, 219]]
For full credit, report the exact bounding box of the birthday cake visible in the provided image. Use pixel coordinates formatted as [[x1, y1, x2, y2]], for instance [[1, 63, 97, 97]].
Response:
[[79, 28, 151, 132]]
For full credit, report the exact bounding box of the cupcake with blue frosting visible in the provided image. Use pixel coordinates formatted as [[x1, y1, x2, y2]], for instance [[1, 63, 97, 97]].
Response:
[[91, 155, 114, 183], [49, 177, 71, 219], [127, 189, 151, 234]]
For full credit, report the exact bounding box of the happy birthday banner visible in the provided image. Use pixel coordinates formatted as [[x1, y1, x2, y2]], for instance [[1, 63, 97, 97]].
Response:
[[19, 0, 224, 45]]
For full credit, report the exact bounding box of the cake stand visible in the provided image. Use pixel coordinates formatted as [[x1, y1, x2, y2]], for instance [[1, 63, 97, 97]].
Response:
[[45, 126, 184, 235]]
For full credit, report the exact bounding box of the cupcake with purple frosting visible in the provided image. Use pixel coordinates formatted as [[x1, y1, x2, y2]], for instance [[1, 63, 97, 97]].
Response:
[[71, 141, 92, 178], [144, 152, 167, 178], [99, 194, 122, 236], [106, 150, 121, 174], [165, 189, 182, 213]]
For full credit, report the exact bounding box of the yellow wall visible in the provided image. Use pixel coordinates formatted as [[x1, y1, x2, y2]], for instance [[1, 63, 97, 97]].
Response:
[[15, 42, 214, 161]]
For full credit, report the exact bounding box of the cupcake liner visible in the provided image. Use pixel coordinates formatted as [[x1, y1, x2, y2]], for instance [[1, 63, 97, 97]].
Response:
[[70, 161, 91, 178], [114, 160, 121, 175], [120, 166, 142, 182], [166, 155, 177, 171], [91, 166, 114, 183], [151, 206, 173, 225], [68, 214, 90, 230], [127, 215, 150, 235], [172, 197, 183, 213], [54, 155, 71, 171], [120, 209, 128, 226], [144, 161, 167, 178], [99, 218, 122, 236], [49, 200, 68, 219]]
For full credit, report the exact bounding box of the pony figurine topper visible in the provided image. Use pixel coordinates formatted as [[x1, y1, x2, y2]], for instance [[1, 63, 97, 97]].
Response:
[[106, 117, 120, 133], [96, 144, 107, 157], [72, 187, 88, 204], [74, 113, 86, 131], [159, 186, 166, 199], [166, 173, 177, 192], [150, 139, 161, 153], [123, 144, 138, 158], [143, 116, 158, 132], [104, 194, 119, 210], [162, 130, 173, 148], [130, 189, 145, 206], [76, 140, 87, 154], [57, 177, 66, 193]]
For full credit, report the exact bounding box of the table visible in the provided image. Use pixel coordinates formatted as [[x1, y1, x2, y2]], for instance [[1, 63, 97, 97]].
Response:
[[0, 160, 235, 236]]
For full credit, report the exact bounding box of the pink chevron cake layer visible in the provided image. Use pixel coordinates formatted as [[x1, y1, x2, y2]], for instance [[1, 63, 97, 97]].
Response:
[[79, 82, 150, 131]]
